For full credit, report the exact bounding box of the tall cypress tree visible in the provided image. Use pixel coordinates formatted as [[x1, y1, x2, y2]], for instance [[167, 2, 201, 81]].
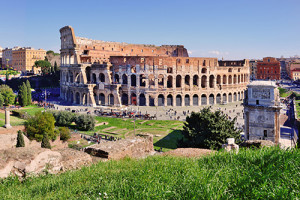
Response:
[[16, 130, 25, 147], [54, 61, 58, 72], [18, 82, 27, 107], [41, 133, 51, 149], [26, 80, 32, 105]]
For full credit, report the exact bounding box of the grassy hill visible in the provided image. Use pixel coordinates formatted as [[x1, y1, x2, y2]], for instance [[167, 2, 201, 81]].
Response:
[[0, 147, 299, 199]]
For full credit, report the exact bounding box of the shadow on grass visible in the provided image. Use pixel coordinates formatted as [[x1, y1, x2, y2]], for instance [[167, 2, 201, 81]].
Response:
[[154, 130, 183, 150]]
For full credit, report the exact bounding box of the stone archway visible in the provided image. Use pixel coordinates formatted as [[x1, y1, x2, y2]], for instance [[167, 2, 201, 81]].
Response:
[[176, 95, 182, 106]]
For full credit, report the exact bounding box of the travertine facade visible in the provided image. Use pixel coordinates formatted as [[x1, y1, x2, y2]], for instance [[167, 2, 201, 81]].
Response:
[[60, 26, 250, 107], [244, 81, 281, 143]]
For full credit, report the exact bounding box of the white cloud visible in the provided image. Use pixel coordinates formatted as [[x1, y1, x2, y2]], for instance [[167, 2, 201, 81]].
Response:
[[188, 50, 193, 55]]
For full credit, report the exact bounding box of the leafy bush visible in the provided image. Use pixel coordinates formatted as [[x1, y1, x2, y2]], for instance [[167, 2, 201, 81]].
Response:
[[50, 111, 75, 126], [179, 107, 241, 150], [16, 130, 25, 147], [59, 127, 71, 142], [75, 114, 95, 131], [0, 94, 3, 107], [25, 111, 57, 141], [41, 134, 51, 149]]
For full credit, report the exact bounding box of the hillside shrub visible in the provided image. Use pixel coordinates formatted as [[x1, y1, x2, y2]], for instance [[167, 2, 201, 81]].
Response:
[[41, 134, 51, 149], [16, 130, 25, 147], [75, 114, 95, 131], [50, 111, 75, 126], [59, 127, 71, 142], [0, 84, 15, 105], [25, 111, 57, 141]]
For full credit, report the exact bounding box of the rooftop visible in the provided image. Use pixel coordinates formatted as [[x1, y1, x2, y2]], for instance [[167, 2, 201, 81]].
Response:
[[248, 80, 277, 87]]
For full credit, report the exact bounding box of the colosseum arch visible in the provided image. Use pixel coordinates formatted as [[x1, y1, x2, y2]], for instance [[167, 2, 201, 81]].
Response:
[[228, 93, 232, 102], [149, 95, 155, 106], [69, 72, 73, 83], [238, 92, 240, 101], [70, 91, 74, 103], [99, 93, 105, 105], [92, 73, 97, 83], [209, 75, 214, 88], [241, 74, 244, 82], [75, 73, 81, 83], [167, 94, 173, 106], [139, 93, 146, 106], [158, 74, 164, 87], [167, 75, 173, 88], [193, 94, 199, 106], [176, 95, 182, 106], [185, 94, 190, 106], [233, 92, 237, 101], [75, 92, 80, 104], [209, 94, 214, 105], [223, 75, 227, 84], [201, 68, 207, 73], [158, 94, 165, 106], [238, 75, 240, 83], [131, 93, 137, 105], [228, 75, 232, 84], [185, 75, 190, 86], [140, 74, 146, 87], [193, 75, 199, 87], [99, 73, 105, 82], [85, 67, 91, 83], [233, 75, 237, 84], [176, 75, 182, 87], [121, 74, 127, 85], [201, 94, 207, 105], [223, 93, 227, 103], [216, 93, 221, 104], [228, 68, 232, 72], [121, 93, 128, 105], [114, 74, 120, 83], [201, 75, 207, 88], [131, 75, 136, 87], [94, 92, 98, 105], [216, 75, 221, 85]]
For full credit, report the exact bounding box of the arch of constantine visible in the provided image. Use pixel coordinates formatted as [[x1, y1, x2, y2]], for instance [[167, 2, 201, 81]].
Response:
[[60, 26, 250, 107]]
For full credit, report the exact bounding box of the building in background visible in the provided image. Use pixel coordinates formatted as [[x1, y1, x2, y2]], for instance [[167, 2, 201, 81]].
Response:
[[249, 60, 258, 80], [0, 46, 2, 68], [287, 62, 300, 81], [257, 57, 280, 80], [12, 47, 46, 74], [2, 47, 20, 69]]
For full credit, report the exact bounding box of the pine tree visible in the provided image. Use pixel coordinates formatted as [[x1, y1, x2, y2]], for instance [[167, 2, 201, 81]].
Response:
[[18, 83, 28, 107], [16, 130, 25, 147], [0, 94, 4, 107], [54, 61, 58, 72], [26, 80, 32, 105], [41, 133, 51, 149]]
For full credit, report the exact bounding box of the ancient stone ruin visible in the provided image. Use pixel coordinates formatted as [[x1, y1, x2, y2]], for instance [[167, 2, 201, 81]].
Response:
[[84, 135, 154, 160], [222, 138, 239, 152]]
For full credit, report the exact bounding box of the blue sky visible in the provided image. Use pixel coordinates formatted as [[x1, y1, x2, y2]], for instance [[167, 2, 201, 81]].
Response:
[[0, 0, 299, 60]]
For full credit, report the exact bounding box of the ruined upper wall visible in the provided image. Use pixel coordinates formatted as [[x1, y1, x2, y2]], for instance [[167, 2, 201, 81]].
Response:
[[60, 26, 188, 65]]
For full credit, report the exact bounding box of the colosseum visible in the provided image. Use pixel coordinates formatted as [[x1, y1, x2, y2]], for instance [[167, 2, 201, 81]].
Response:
[[60, 26, 250, 107]]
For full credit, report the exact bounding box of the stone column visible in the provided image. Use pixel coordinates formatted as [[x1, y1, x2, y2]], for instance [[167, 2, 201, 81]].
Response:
[[145, 94, 149, 106], [163, 75, 167, 88], [4, 109, 12, 129]]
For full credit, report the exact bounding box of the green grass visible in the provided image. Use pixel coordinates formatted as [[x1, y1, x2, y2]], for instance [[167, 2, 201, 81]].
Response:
[[279, 87, 292, 98], [0, 147, 299, 199], [23, 105, 44, 116], [79, 117, 184, 150], [0, 113, 25, 126]]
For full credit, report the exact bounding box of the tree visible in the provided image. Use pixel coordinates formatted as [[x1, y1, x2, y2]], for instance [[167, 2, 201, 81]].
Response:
[[75, 114, 95, 131], [26, 80, 32, 105], [50, 111, 75, 126], [46, 50, 54, 55], [59, 127, 71, 142], [41, 133, 51, 149], [16, 130, 25, 147], [25, 111, 57, 141], [54, 61, 58, 72], [34, 60, 52, 75], [179, 108, 241, 150], [0, 84, 15, 106], [18, 82, 28, 107]]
